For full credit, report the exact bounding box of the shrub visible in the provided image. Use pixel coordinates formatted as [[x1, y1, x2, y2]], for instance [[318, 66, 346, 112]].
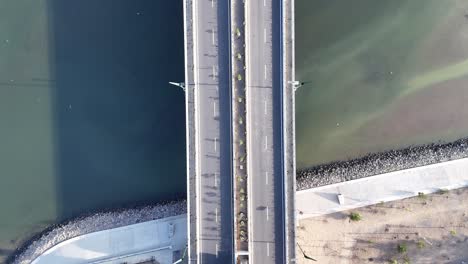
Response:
[[450, 230, 456, 236], [438, 189, 449, 195], [236, 28, 241, 38], [417, 240, 426, 249], [239, 155, 245, 162], [417, 192, 427, 199], [349, 212, 362, 221], [397, 243, 407, 254], [389, 260, 398, 264], [403, 255, 410, 264]]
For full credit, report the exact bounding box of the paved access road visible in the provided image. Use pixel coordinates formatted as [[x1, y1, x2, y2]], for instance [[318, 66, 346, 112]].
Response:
[[246, 0, 285, 263], [297, 157, 468, 219], [32, 215, 187, 264], [192, 0, 233, 262]]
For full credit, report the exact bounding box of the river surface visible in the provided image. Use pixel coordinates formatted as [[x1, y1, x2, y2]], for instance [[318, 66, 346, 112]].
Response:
[[296, 0, 468, 168], [0, 0, 186, 258]]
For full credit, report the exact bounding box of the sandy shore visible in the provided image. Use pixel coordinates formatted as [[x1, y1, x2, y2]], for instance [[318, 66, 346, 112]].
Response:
[[296, 188, 468, 264]]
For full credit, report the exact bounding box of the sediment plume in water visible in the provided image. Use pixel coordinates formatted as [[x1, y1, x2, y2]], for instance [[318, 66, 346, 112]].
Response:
[[297, 137, 468, 190], [9, 200, 186, 264]]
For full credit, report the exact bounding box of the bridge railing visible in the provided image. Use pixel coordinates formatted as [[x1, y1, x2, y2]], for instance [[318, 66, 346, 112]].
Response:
[[281, 0, 297, 262], [183, 0, 198, 263]]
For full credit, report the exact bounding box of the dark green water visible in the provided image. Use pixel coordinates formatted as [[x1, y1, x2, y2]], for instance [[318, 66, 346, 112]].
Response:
[[0, 0, 185, 257], [296, 0, 468, 168]]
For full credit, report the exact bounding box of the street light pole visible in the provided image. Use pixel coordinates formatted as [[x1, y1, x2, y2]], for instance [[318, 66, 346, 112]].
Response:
[[169, 82, 186, 92], [288, 80, 301, 92], [288, 80, 308, 92]]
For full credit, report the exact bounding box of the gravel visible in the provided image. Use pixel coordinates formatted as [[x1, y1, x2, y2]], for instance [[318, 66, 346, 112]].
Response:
[[296, 137, 468, 190]]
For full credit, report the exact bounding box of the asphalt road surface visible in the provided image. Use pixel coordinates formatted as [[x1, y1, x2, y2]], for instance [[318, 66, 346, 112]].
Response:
[[246, 0, 285, 263], [193, 0, 233, 262]]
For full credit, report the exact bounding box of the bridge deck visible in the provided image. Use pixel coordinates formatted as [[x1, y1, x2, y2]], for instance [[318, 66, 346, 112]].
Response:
[[184, 0, 234, 263], [185, 0, 295, 263], [245, 0, 283, 263]]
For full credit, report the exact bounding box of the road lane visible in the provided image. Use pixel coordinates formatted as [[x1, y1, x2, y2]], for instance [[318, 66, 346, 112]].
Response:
[[246, 0, 284, 263], [193, 0, 233, 262]]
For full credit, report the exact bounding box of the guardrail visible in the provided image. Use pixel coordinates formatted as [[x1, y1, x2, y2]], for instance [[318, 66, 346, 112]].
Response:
[[243, 0, 253, 262], [279, 0, 287, 261], [228, 0, 236, 263]]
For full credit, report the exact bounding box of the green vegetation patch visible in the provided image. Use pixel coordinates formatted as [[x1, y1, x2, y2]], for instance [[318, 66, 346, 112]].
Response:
[[397, 243, 407, 254], [349, 212, 362, 221]]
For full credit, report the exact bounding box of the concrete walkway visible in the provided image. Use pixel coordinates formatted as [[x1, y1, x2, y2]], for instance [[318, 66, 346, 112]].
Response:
[[296, 158, 468, 219], [32, 214, 187, 264]]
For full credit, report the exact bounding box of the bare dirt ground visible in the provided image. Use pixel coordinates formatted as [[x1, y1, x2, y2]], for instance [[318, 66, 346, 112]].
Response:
[[296, 188, 468, 264]]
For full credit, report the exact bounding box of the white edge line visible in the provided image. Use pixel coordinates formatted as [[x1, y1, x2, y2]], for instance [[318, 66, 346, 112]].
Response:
[[212, 28, 215, 45], [182, 0, 193, 262], [266, 206, 269, 221], [214, 101, 216, 116], [192, 0, 202, 263], [227, 0, 237, 261], [244, 0, 254, 260]]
